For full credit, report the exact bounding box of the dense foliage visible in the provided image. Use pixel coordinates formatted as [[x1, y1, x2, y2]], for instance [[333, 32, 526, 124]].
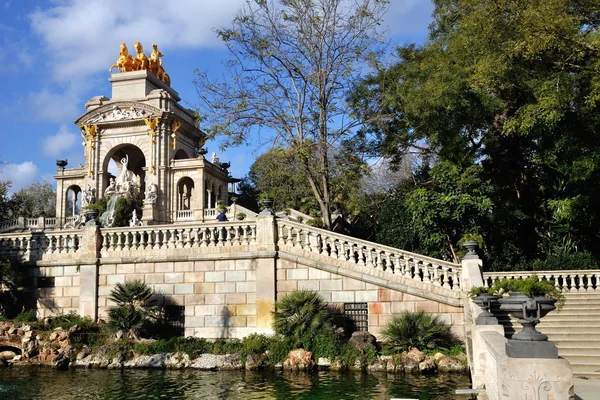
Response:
[[107, 280, 156, 339], [273, 290, 331, 347], [349, 0, 600, 270], [380, 310, 456, 352]]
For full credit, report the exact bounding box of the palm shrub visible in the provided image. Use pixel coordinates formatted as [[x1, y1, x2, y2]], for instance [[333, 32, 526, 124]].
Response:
[[107, 280, 155, 339], [272, 290, 331, 347], [380, 310, 455, 352]]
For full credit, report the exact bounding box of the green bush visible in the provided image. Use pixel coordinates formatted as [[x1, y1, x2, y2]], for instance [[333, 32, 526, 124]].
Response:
[[273, 290, 331, 348], [107, 280, 155, 339], [133, 337, 213, 358], [265, 335, 296, 365], [242, 333, 272, 356], [211, 339, 243, 355], [14, 309, 37, 324], [113, 197, 138, 227], [380, 310, 456, 352], [492, 276, 565, 309], [47, 311, 97, 330]]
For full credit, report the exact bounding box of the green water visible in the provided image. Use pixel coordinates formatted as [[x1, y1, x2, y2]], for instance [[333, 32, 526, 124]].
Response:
[[0, 368, 471, 399]]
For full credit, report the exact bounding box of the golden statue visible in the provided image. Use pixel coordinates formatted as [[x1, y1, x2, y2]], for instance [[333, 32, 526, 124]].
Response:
[[133, 41, 149, 71], [109, 43, 136, 72], [171, 120, 182, 150], [110, 42, 171, 86]]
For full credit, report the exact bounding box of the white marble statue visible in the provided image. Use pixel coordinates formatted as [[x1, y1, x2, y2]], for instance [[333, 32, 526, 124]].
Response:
[[144, 182, 158, 204], [104, 177, 116, 197], [81, 184, 95, 207], [129, 210, 142, 227], [114, 154, 136, 197]]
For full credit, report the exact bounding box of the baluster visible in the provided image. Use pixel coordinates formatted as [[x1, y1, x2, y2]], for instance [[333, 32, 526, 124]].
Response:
[[432, 264, 441, 286], [453, 269, 460, 289], [132, 229, 139, 249], [376, 251, 383, 270], [123, 231, 131, 250], [116, 232, 123, 251], [441, 266, 449, 287], [101, 232, 109, 251], [160, 229, 168, 249]]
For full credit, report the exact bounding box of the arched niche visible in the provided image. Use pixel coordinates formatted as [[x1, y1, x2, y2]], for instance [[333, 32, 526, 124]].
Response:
[[65, 185, 82, 217], [177, 177, 194, 210], [101, 144, 146, 197], [174, 149, 189, 160]]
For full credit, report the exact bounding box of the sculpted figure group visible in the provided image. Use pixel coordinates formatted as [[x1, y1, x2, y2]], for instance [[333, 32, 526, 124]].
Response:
[[109, 42, 170, 86]]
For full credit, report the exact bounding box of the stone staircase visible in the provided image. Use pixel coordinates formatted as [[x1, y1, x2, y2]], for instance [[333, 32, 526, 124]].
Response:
[[539, 292, 600, 378]]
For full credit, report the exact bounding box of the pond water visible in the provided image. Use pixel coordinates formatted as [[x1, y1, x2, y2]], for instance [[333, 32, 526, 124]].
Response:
[[0, 368, 472, 399]]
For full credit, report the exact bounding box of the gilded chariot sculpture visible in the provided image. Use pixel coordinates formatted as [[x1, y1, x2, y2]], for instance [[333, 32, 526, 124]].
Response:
[[109, 42, 170, 86]]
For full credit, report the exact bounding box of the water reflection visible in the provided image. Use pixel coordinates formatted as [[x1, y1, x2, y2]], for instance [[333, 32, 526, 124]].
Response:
[[0, 368, 470, 399]]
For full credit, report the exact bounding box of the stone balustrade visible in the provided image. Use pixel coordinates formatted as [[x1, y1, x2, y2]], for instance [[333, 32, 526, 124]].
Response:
[[0, 230, 82, 262], [277, 220, 462, 292], [176, 210, 194, 221], [483, 270, 600, 292], [100, 221, 257, 255], [0, 216, 57, 233]]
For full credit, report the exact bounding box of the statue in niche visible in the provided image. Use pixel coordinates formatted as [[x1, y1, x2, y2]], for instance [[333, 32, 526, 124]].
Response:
[[115, 154, 136, 198], [81, 185, 95, 207], [144, 183, 158, 204]]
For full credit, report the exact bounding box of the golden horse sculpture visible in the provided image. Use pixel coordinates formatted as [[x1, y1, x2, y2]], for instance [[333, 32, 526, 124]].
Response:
[[109, 42, 170, 86], [109, 43, 136, 73]]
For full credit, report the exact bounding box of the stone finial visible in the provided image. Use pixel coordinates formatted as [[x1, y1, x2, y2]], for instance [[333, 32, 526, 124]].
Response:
[[462, 239, 479, 260]]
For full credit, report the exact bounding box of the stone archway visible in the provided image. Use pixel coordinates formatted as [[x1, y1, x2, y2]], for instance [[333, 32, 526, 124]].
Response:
[[65, 185, 81, 217], [177, 177, 194, 211], [101, 144, 146, 198]]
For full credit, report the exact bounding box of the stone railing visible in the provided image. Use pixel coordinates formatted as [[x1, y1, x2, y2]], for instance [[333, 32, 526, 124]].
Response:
[[176, 210, 194, 221], [101, 221, 257, 254], [0, 217, 57, 233], [277, 220, 462, 291], [483, 270, 600, 292], [0, 230, 83, 262]]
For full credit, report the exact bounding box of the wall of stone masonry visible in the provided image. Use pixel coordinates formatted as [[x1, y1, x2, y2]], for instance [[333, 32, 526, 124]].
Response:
[[36, 265, 80, 318], [33, 254, 463, 340], [94, 258, 260, 339], [276, 258, 464, 338]]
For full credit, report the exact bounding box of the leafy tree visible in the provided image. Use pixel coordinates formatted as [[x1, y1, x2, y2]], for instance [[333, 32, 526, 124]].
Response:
[[0, 180, 11, 221], [351, 0, 600, 269], [9, 182, 56, 218], [194, 0, 389, 229], [246, 147, 315, 212]]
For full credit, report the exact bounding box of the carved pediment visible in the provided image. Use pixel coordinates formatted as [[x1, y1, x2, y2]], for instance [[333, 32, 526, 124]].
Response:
[[75, 101, 163, 125]]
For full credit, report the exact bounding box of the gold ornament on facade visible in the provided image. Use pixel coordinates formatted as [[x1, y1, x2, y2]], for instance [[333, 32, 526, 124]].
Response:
[[109, 42, 170, 86], [144, 117, 160, 174], [81, 124, 98, 177], [171, 120, 181, 150]]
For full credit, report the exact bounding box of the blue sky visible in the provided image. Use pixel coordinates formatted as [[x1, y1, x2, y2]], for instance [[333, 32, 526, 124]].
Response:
[[0, 0, 433, 193]]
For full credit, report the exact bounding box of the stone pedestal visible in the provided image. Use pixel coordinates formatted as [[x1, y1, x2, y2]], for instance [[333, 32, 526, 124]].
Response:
[[255, 213, 277, 332], [78, 225, 101, 320], [505, 340, 559, 359], [142, 203, 158, 225]]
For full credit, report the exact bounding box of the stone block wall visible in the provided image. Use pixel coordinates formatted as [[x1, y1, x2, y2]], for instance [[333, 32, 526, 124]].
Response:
[[36, 265, 80, 318], [277, 258, 464, 338], [95, 258, 259, 339]]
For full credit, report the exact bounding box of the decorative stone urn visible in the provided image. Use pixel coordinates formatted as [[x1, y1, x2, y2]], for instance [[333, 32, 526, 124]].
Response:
[[84, 208, 100, 222], [472, 293, 501, 325], [259, 198, 274, 215], [498, 292, 558, 358]]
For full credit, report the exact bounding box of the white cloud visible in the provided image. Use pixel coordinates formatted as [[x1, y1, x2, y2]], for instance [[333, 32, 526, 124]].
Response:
[[0, 161, 39, 193], [29, 0, 246, 83], [42, 125, 79, 157]]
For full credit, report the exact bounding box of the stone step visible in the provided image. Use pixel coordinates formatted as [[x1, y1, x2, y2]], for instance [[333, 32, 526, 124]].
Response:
[[556, 354, 600, 365], [541, 318, 600, 325], [568, 363, 600, 374], [547, 333, 600, 341], [557, 346, 600, 356], [551, 339, 600, 347], [542, 325, 600, 334]]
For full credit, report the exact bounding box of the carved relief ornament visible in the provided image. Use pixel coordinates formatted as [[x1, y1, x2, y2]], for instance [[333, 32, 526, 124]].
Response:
[[76, 102, 162, 126]]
